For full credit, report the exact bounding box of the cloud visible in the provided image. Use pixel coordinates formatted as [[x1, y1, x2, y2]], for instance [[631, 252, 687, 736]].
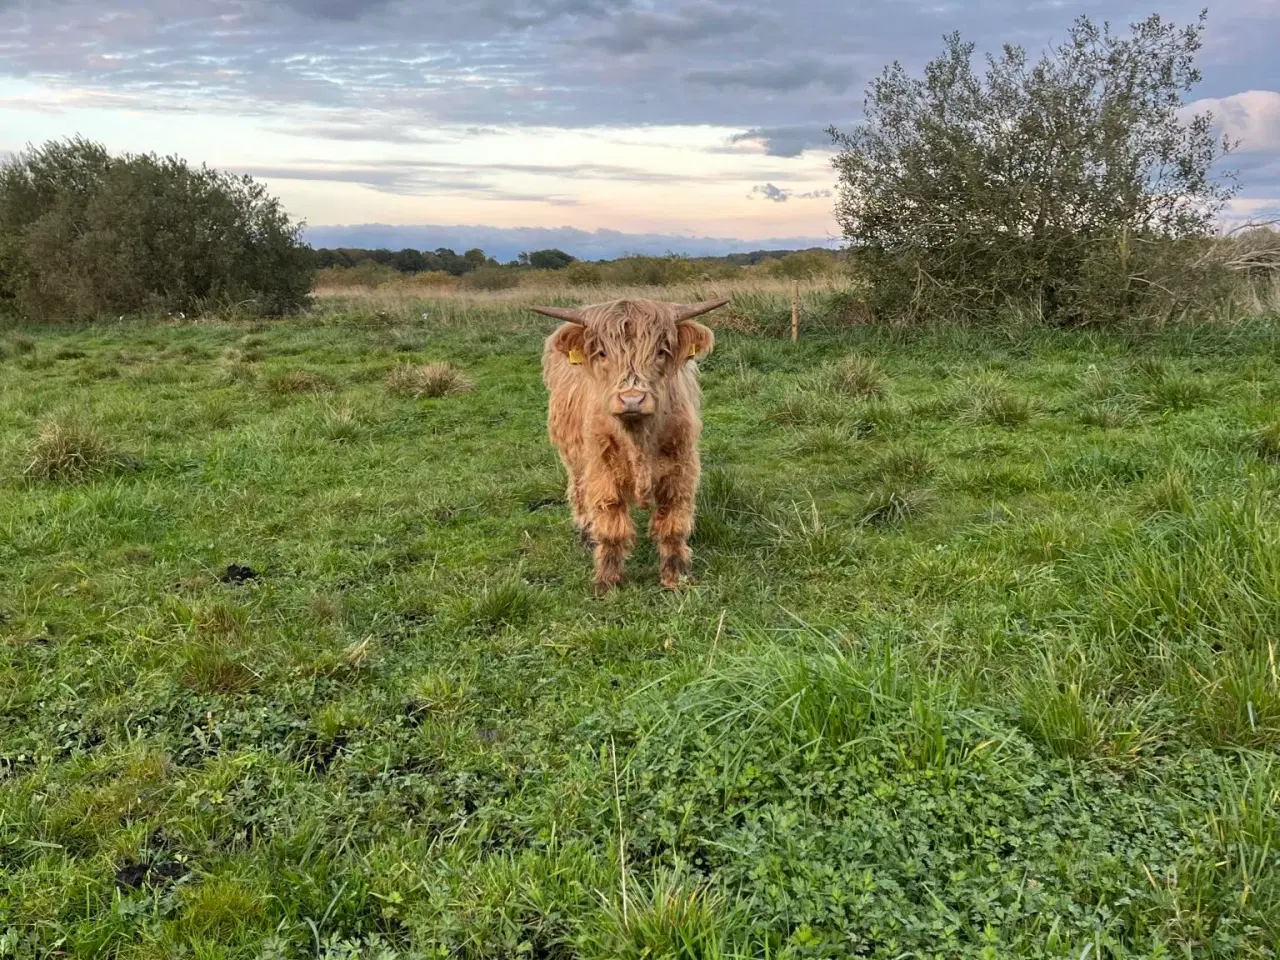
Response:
[[749, 182, 833, 202], [1187, 89, 1280, 154], [230, 157, 759, 197], [281, 123, 446, 144], [728, 124, 840, 157], [1, 0, 1277, 219], [278, 0, 398, 20], [686, 58, 855, 93], [301, 222, 841, 260], [585, 3, 749, 53], [751, 183, 789, 202], [5, 0, 1272, 134]]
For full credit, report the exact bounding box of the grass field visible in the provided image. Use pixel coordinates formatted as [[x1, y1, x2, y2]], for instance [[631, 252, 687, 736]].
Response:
[[2, 293, 1280, 959]]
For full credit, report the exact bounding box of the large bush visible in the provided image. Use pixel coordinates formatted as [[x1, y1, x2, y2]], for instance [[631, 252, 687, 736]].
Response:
[[0, 137, 314, 321], [828, 12, 1239, 325]]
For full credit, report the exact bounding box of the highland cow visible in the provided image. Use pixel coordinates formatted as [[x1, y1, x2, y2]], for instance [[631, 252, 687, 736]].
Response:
[[534, 297, 729, 594]]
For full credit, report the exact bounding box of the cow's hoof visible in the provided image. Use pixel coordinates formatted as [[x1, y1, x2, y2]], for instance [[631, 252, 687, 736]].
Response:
[[660, 572, 696, 590]]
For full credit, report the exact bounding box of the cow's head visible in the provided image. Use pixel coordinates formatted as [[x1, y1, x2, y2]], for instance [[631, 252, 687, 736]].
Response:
[[534, 298, 727, 423]]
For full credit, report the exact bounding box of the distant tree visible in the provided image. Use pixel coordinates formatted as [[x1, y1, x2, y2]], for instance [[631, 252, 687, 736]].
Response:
[[525, 248, 577, 270], [764, 250, 840, 280], [463, 248, 488, 272], [313, 249, 350, 269], [828, 10, 1238, 324], [433, 248, 470, 276], [391, 248, 427, 273], [0, 137, 313, 320]]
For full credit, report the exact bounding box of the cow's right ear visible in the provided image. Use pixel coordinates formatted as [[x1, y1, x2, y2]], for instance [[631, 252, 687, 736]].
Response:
[[549, 322, 588, 365]]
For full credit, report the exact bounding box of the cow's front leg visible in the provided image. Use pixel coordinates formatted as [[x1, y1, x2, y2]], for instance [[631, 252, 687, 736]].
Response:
[[585, 454, 635, 594], [566, 470, 593, 548], [589, 497, 634, 595], [650, 463, 698, 590]]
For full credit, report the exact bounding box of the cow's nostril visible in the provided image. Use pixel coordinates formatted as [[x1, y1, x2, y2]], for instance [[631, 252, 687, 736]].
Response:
[[617, 390, 648, 414]]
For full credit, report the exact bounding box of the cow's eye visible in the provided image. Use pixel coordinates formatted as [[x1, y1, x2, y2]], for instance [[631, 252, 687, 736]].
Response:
[[657, 346, 670, 360], [596, 350, 607, 360]]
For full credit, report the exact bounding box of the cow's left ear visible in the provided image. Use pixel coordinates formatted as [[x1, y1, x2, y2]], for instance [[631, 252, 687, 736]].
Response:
[[677, 321, 715, 364]]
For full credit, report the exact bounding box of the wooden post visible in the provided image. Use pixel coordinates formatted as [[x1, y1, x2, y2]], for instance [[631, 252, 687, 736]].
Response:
[[791, 280, 799, 344]]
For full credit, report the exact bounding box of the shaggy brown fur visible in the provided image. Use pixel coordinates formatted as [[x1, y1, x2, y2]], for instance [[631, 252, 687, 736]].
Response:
[[535, 297, 729, 594]]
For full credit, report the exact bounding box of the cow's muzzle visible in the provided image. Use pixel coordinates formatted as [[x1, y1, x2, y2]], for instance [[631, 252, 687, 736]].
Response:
[[611, 389, 655, 419]]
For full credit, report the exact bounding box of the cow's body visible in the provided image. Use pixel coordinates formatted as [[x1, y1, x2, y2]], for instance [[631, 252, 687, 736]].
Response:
[[535, 297, 728, 593]]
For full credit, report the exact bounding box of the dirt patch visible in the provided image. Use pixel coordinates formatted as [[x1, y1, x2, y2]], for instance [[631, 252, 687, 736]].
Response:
[[115, 860, 186, 890], [220, 563, 259, 584]]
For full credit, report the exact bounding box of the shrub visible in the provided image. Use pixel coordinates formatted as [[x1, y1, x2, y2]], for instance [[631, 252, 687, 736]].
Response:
[[0, 137, 313, 321], [564, 261, 604, 286], [314, 262, 401, 289], [758, 249, 842, 280], [459, 267, 520, 291], [828, 13, 1237, 325], [521, 248, 576, 270], [604, 254, 698, 286]]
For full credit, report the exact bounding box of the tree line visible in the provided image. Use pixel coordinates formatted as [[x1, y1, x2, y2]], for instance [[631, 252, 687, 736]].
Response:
[[312, 245, 838, 276], [311, 247, 578, 274]]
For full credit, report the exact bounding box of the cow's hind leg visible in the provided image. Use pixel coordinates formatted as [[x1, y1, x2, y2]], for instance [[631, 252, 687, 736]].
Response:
[[650, 463, 698, 590]]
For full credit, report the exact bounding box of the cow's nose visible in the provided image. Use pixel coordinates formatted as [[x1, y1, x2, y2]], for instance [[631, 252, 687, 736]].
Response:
[[618, 390, 648, 415]]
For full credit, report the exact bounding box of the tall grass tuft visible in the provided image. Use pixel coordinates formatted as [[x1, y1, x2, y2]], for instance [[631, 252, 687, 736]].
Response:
[[585, 868, 746, 960], [821, 354, 887, 399], [388, 361, 474, 398], [957, 374, 1033, 426], [453, 578, 539, 633], [1250, 420, 1280, 461], [858, 483, 933, 527], [22, 414, 133, 483], [1145, 468, 1195, 515], [1080, 496, 1280, 650], [264, 369, 334, 394], [2, 333, 37, 357]]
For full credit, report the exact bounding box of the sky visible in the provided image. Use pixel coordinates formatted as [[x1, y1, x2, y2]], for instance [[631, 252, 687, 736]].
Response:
[[0, 0, 1277, 257]]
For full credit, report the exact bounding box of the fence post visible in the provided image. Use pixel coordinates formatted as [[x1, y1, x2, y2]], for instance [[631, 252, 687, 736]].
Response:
[[791, 280, 799, 344]]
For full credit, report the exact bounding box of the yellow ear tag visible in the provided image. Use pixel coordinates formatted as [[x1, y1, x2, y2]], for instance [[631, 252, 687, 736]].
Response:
[[568, 347, 585, 366], [688, 344, 698, 359]]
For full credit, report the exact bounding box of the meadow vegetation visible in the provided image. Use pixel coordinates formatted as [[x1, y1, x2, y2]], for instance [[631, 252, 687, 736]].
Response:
[[3, 286, 1280, 957]]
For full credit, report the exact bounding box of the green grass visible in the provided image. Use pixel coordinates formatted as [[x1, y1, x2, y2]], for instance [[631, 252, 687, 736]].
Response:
[[2, 307, 1280, 958]]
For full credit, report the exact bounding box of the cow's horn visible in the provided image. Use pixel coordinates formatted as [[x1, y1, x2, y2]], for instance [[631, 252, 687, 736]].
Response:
[[675, 298, 731, 322], [531, 306, 586, 323]]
